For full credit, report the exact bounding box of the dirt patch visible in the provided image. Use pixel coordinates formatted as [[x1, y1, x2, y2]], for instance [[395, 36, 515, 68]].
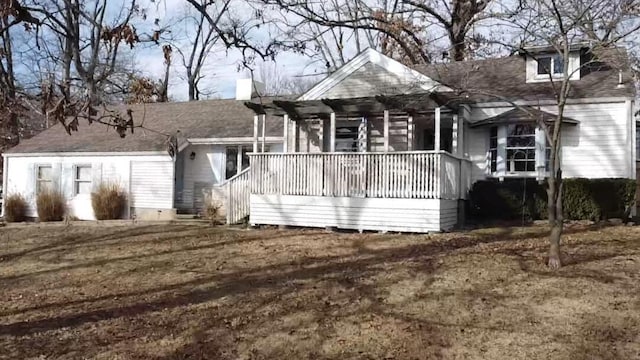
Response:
[[1, 223, 639, 359]]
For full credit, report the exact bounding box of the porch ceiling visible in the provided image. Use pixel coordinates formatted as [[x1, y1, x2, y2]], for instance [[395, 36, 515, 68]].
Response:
[[244, 92, 462, 120]]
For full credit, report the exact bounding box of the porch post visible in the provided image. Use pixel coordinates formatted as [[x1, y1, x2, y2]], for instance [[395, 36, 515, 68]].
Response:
[[452, 113, 459, 155], [407, 114, 414, 151], [384, 109, 390, 152], [434, 107, 441, 151], [329, 112, 336, 152], [283, 114, 289, 153], [253, 115, 259, 153], [261, 114, 266, 152]]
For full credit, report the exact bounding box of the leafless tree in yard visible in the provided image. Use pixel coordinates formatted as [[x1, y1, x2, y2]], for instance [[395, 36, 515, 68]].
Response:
[[255, 61, 319, 96], [252, 0, 496, 67], [173, 0, 230, 101], [482, 0, 640, 268]]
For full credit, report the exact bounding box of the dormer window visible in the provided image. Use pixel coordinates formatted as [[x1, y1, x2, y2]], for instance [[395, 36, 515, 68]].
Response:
[[536, 54, 564, 76]]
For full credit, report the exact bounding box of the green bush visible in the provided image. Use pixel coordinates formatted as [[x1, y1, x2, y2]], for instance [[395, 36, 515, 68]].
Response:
[[469, 178, 636, 221], [91, 183, 127, 220], [4, 194, 28, 222], [36, 189, 66, 221]]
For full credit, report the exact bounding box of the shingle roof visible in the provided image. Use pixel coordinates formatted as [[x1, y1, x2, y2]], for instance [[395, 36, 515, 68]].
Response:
[[468, 107, 580, 128], [414, 48, 636, 102], [6, 98, 283, 154]]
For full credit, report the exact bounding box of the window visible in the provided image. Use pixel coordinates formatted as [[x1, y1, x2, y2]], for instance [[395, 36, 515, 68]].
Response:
[[74, 165, 92, 195], [489, 124, 549, 176], [36, 165, 53, 193], [536, 55, 564, 76], [226, 145, 255, 179], [489, 127, 498, 172], [335, 124, 360, 152], [506, 124, 536, 172]]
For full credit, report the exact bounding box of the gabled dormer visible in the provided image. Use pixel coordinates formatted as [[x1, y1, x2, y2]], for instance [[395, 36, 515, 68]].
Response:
[[522, 44, 588, 83]]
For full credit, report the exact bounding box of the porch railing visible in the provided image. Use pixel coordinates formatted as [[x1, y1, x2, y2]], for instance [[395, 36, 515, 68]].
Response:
[[249, 151, 472, 200], [217, 167, 251, 224]]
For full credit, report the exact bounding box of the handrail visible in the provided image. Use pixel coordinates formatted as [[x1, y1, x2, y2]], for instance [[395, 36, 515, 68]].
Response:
[[216, 167, 250, 187]]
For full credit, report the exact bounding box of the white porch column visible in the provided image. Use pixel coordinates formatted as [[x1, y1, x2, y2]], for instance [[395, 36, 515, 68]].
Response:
[[434, 107, 441, 151], [384, 109, 390, 152], [253, 115, 259, 153], [452, 114, 459, 155], [261, 114, 266, 152], [407, 114, 414, 151], [329, 112, 336, 152], [283, 114, 289, 153]]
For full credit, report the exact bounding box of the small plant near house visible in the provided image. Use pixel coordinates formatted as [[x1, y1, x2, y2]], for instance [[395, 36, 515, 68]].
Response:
[[36, 189, 66, 222], [203, 191, 223, 226], [91, 183, 127, 220], [4, 194, 28, 222]]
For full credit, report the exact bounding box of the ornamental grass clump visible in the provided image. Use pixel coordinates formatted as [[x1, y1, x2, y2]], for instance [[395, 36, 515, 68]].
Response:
[[91, 182, 127, 220], [36, 189, 66, 221]]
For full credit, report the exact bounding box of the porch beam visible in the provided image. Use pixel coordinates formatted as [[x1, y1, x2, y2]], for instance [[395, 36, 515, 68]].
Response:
[[383, 110, 390, 152], [253, 115, 259, 153], [283, 114, 289, 153], [329, 112, 336, 152], [434, 107, 441, 151]]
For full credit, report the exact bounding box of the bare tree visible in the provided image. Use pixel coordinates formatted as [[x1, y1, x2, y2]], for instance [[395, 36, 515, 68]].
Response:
[[255, 61, 319, 96], [173, 0, 229, 101], [485, 0, 639, 268], [252, 0, 496, 68]]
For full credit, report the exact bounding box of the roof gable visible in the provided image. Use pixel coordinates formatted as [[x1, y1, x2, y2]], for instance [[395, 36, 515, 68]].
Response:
[[299, 48, 448, 101]]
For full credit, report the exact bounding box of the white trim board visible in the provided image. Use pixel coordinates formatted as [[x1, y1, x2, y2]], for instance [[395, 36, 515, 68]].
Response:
[[3, 151, 170, 158], [298, 48, 449, 101]]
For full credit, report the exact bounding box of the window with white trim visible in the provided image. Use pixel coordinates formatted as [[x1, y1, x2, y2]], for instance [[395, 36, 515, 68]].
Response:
[[36, 165, 53, 193], [489, 124, 549, 176], [74, 165, 92, 195], [536, 54, 564, 76], [506, 124, 536, 172]]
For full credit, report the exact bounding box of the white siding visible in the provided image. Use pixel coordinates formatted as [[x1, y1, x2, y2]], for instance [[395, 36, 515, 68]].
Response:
[[321, 62, 432, 99], [250, 194, 457, 232], [178, 144, 225, 210], [467, 101, 632, 180], [130, 160, 174, 209], [177, 142, 284, 212], [4, 154, 172, 220]]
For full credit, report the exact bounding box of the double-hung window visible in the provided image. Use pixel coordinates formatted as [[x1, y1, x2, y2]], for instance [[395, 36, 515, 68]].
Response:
[[74, 165, 92, 195], [536, 55, 564, 76], [36, 165, 53, 193], [506, 124, 536, 172]]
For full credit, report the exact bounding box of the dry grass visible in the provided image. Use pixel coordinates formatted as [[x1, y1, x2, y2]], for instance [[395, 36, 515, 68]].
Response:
[[0, 223, 639, 359], [3, 194, 27, 222], [36, 189, 66, 221], [91, 183, 127, 220]]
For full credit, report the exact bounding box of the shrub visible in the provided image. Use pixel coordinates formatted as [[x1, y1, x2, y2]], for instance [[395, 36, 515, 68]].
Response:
[[4, 194, 28, 222], [91, 183, 127, 220], [469, 178, 636, 221], [36, 189, 66, 221], [203, 191, 223, 226]]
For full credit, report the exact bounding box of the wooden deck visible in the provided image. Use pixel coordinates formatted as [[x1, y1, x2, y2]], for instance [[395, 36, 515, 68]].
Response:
[[248, 151, 472, 232]]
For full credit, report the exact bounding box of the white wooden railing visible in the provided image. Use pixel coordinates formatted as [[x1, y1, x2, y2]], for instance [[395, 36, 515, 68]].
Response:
[[223, 168, 251, 224], [249, 151, 472, 200]]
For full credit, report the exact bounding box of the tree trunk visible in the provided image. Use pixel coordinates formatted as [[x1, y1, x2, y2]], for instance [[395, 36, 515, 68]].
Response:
[[547, 170, 563, 269]]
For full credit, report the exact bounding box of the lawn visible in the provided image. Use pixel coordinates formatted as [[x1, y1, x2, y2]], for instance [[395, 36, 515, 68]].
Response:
[[0, 223, 639, 359]]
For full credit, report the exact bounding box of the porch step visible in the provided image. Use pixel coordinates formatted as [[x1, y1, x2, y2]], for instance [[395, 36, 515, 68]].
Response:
[[175, 214, 198, 220]]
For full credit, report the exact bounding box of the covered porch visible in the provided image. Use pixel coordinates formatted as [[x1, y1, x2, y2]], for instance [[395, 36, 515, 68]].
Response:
[[242, 93, 472, 232]]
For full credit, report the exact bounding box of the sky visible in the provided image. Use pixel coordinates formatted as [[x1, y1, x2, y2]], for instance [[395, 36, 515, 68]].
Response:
[[134, 0, 326, 101]]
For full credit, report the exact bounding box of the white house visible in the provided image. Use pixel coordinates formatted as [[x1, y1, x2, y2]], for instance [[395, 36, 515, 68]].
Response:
[[238, 45, 636, 232], [1, 83, 284, 221], [2, 45, 636, 231]]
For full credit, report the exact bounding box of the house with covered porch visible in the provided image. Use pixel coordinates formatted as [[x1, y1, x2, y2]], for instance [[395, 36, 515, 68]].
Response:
[[232, 46, 636, 232]]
